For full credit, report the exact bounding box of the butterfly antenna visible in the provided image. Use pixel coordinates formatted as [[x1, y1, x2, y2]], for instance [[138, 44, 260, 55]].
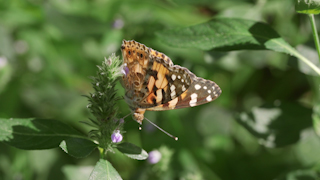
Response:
[[144, 117, 178, 141], [122, 112, 133, 120]]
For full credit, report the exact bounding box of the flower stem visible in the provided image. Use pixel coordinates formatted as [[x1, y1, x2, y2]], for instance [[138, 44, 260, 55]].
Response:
[[309, 14, 320, 62], [98, 147, 108, 159]]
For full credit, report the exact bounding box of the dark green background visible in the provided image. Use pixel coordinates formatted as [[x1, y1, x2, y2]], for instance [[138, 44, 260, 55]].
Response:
[[0, 0, 319, 179]]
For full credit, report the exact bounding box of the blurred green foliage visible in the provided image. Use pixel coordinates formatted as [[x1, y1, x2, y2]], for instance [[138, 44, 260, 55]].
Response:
[[0, 0, 320, 179]]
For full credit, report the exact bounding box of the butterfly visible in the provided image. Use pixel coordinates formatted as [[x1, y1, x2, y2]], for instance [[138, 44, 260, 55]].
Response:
[[121, 40, 221, 124]]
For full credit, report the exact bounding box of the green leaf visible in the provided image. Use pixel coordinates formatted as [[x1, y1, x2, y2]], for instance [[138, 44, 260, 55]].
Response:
[[89, 159, 122, 180], [62, 165, 93, 180], [60, 138, 97, 158], [0, 118, 90, 150], [236, 102, 312, 148], [156, 18, 295, 54], [296, 0, 320, 14], [116, 142, 148, 160], [156, 18, 320, 75]]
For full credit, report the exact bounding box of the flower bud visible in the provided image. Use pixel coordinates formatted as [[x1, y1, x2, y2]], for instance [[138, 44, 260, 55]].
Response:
[[119, 118, 124, 124], [111, 130, 123, 143], [121, 63, 129, 76], [148, 150, 162, 164]]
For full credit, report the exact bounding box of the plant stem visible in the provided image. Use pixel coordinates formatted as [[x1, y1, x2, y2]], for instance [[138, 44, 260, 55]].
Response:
[[309, 14, 320, 62], [290, 49, 320, 75], [98, 147, 108, 159]]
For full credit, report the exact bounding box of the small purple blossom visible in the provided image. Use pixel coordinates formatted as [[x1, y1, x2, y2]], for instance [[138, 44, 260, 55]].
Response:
[[112, 19, 124, 29], [113, 118, 124, 124], [119, 118, 124, 124], [111, 130, 123, 143], [148, 150, 162, 164], [121, 63, 129, 76], [105, 57, 112, 65]]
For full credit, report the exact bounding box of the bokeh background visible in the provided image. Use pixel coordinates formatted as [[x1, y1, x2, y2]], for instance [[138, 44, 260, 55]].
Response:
[[1, 0, 320, 180]]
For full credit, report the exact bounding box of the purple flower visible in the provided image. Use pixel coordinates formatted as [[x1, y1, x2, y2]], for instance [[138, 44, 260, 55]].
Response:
[[148, 150, 162, 164], [112, 19, 124, 29], [119, 118, 124, 124], [111, 130, 123, 143], [113, 118, 124, 124], [121, 63, 129, 76], [105, 57, 112, 65]]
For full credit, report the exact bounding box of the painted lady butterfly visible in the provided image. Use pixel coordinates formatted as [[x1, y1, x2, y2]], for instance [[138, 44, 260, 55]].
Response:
[[121, 40, 221, 124]]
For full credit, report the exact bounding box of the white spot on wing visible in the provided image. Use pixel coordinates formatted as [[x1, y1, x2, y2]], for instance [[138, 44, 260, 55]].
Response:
[[204, 86, 207, 89], [171, 74, 176, 81], [170, 85, 176, 91], [206, 95, 212, 101], [182, 85, 186, 91], [171, 91, 176, 98], [208, 90, 211, 93], [181, 79, 184, 82], [178, 75, 181, 79], [170, 85, 176, 98], [168, 97, 178, 108], [212, 86, 215, 90], [189, 93, 198, 107], [195, 84, 201, 90], [156, 89, 163, 103]]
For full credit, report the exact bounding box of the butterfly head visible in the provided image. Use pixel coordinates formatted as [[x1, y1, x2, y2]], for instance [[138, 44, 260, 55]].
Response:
[[132, 108, 146, 124]]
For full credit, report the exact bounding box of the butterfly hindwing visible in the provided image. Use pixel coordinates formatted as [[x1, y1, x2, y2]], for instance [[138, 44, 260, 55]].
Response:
[[147, 72, 221, 111]]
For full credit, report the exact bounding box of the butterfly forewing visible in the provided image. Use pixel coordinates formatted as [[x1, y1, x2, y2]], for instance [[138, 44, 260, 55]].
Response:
[[137, 54, 192, 108], [121, 40, 150, 93]]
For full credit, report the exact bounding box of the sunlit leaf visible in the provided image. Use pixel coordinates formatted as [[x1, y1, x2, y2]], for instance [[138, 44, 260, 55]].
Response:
[[236, 102, 312, 148], [156, 18, 295, 54], [89, 159, 122, 180]]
